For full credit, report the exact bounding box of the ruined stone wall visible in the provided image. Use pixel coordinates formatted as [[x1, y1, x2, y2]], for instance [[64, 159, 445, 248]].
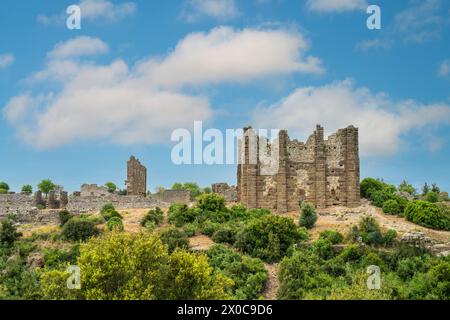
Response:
[[0, 194, 34, 218], [212, 183, 238, 202], [80, 184, 109, 197], [155, 190, 191, 204], [67, 194, 157, 213], [237, 125, 360, 213], [126, 156, 147, 196]]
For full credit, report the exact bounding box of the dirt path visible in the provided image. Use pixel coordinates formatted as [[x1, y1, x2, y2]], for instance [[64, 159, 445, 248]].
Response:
[[263, 263, 279, 300]]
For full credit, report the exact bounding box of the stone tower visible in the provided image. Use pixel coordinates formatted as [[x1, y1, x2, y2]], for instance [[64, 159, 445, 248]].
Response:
[[125, 156, 147, 197], [237, 125, 360, 212]]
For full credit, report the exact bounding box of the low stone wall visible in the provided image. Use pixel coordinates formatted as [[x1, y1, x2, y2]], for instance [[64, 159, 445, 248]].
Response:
[[0, 194, 34, 218], [155, 190, 191, 204], [67, 194, 157, 213]]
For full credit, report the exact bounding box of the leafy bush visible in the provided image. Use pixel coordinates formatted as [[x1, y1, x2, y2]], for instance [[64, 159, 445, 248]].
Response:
[[404, 201, 450, 231], [21, 185, 33, 195], [312, 238, 335, 260], [58, 210, 74, 227], [382, 199, 401, 215], [196, 193, 226, 212], [200, 221, 220, 237], [425, 191, 439, 203], [207, 244, 268, 299], [0, 218, 22, 247], [61, 218, 100, 241], [40, 232, 232, 300], [360, 178, 385, 198], [102, 209, 123, 222], [0, 182, 10, 192], [183, 223, 198, 237], [383, 229, 397, 246], [277, 249, 333, 299], [144, 221, 156, 232], [43, 245, 79, 269], [299, 202, 318, 229], [168, 204, 198, 227], [212, 223, 241, 245], [159, 227, 189, 253], [107, 217, 124, 231], [399, 180, 416, 195], [349, 216, 384, 246], [140, 207, 164, 227], [105, 182, 117, 193], [319, 230, 344, 244], [100, 203, 115, 215], [235, 215, 307, 262]]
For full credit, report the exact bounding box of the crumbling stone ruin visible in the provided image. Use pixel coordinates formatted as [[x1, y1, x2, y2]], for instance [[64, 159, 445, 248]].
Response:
[[34, 189, 68, 209], [125, 156, 147, 197], [80, 184, 110, 197], [237, 125, 360, 213], [212, 183, 238, 202]]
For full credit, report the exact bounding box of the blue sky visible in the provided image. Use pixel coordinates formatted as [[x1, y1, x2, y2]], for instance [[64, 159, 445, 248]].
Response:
[[0, 0, 449, 194]]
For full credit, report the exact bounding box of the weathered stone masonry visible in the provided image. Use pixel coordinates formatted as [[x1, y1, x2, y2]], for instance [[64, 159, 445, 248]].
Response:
[[237, 125, 360, 212], [126, 156, 147, 196]]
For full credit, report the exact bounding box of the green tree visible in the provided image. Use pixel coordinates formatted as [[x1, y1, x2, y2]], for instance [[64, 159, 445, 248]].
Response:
[[0, 217, 22, 247], [0, 182, 9, 194], [431, 183, 440, 194], [38, 179, 56, 197], [299, 202, 318, 229], [105, 182, 117, 193], [422, 183, 430, 196], [21, 185, 33, 195], [40, 232, 232, 300], [426, 191, 439, 203], [399, 180, 416, 195]]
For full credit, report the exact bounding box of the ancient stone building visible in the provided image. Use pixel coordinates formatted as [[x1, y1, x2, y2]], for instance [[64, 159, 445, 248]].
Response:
[[125, 156, 147, 197], [237, 125, 360, 212]]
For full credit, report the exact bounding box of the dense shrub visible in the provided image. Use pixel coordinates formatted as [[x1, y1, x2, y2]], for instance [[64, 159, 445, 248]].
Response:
[[0, 182, 10, 192], [21, 185, 33, 195], [140, 207, 164, 227], [159, 227, 189, 253], [425, 191, 439, 203], [312, 238, 335, 260], [61, 218, 100, 241], [58, 210, 74, 227], [235, 215, 308, 262], [319, 230, 344, 244], [43, 245, 79, 269], [196, 193, 227, 212], [100, 203, 115, 215], [382, 199, 401, 215], [349, 216, 383, 246], [168, 204, 198, 227], [0, 218, 22, 247], [40, 232, 232, 300], [299, 202, 318, 229], [107, 217, 124, 231], [183, 223, 198, 237], [200, 221, 220, 237], [404, 201, 450, 231], [207, 244, 268, 299], [102, 209, 123, 222], [398, 180, 416, 196], [278, 249, 333, 299], [212, 223, 241, 245], [360, 178, 385, 198]]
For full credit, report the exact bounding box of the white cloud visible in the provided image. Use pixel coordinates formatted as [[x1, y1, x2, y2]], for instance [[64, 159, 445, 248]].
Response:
[[48, 36, 109, 60], [306, 0, 367, 13], [438, 60, 450, 77], [0, 53, 15, 69], [182, 0, 239, 22], [355, 39, 392, 52], [38, 0, 136, 25], [253, 79, 450, 156], [135, 26, 324, 88], [4, 27, 321, 149], [393, 0, 448, 43]]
